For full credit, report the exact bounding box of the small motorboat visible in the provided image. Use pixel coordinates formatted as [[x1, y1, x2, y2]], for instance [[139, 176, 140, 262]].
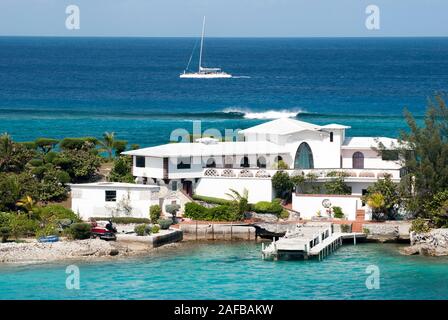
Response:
[[38, 235, 59, 243]]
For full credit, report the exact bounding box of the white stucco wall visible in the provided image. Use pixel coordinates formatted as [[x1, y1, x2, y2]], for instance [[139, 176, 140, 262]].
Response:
[[195, 177, 273, 203], [71, 184, 160, 220], [283, 130, 343, 169], [132, 156, 164, 179], [341, 149, 401, 169], [292, 194, 366, 221]]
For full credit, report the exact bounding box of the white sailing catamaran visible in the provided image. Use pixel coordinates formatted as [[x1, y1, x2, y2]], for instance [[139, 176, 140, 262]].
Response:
[[180, 16, 232, 79]]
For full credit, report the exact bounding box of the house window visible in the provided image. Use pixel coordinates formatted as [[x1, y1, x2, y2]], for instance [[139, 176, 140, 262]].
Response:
[[240, 156, 250, 168], [294, 142, 314, 169], [330, 132, 334, 142], [105, 190, 117, 202], [177, 157, 191, 169], [171, 181, 178, 191], [352, 151, 364, 169], [257, 156, 267, 168], [136, 156, 145, 168], [382, 150, 399, 161]]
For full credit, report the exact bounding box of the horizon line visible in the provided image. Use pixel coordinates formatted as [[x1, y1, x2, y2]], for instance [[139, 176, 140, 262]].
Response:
[[1, 35, 448, 39]]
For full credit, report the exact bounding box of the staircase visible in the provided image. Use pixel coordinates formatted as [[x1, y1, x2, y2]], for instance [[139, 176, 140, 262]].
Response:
[[352, 209, 365, 232]]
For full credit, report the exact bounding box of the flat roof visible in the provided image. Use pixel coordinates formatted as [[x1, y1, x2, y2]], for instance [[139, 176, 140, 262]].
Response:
[[122, 141, 288, 158], [342, 137, 399, 149], [69, 182, 160, 190]]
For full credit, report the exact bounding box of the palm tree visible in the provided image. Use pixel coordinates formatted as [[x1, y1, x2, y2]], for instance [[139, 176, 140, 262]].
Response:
[[16, 195, 37, 218], [99, 132, 115, 160], [225, 188, 248, 202], [366, 192, 386, 220], [225, 188, 250, 218]]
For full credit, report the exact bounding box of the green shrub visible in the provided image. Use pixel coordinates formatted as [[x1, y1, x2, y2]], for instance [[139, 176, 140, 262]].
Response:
[[8, 215, 39, 238], [410, 218, 431, 233], [184, 202, 209, 220], [192, 195, 232, 205], [209, 204, 241, 221], [151, 225, 160, 234], [272, 171, 293, 199], [279, 210, 290, 219], [38, 205, 79, 223], [184, 202, 242, 221], [59, 137, 98, 150], [149, 205, 161, 223], [252, 200, 283, 215], [0, 226, 10, 243], [157, 219, 172, 230], [273, 160, 289, 170], [165, 204, 181, 217], [91, 217, 150, 224], [134, 224, 150, 236], [340, 224, 351, 233], [332, 206, 345, 219], [69, 222, 91, 240]]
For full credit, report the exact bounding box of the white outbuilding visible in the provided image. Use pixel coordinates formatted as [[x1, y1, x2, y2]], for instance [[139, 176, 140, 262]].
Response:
[[70, 182, 160, 220]]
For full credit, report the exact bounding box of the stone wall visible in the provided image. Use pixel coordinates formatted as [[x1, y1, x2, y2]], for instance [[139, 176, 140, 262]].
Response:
[[180, 223, 257, 241], [362, 221, 411, 242]]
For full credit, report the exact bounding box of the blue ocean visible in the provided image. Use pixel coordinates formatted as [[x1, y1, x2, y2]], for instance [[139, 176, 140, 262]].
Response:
[[1, 37, 447, 146]]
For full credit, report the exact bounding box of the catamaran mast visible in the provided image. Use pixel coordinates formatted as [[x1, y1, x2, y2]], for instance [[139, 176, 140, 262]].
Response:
[[198, 16, 206, 72]]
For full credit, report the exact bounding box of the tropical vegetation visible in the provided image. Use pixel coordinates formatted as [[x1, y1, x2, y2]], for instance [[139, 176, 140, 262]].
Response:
[[0, 131, 134, 240]]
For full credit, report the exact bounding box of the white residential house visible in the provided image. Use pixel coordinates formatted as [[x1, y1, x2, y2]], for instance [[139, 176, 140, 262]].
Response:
[[70, 182, 160, 220], [122, 118, 403, 221]]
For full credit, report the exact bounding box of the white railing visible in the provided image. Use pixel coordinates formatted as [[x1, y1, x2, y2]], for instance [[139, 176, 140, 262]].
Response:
[[202, 167, 401, 180]]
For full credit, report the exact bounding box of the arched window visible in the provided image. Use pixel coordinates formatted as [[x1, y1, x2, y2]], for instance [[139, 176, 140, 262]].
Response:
[[274, 156, 283, 163], [206, 158, 216, 168], [294, 143, 314, 169], [257, 156, 266, 168], [352, 152, 364, 169], [240, 156, 250, 168]]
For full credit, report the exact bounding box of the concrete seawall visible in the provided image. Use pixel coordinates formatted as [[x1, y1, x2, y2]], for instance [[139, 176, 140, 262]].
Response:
[[150, 229, 183, 247], [117, 229, 183, 248], [179, 223, 257, 241]]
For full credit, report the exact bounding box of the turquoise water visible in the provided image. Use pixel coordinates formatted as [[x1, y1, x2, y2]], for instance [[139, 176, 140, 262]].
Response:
[[1, 242, 447, 300]]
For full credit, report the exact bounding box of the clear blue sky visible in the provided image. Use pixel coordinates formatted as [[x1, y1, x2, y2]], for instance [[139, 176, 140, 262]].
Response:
[[0, 0, 447, 37]]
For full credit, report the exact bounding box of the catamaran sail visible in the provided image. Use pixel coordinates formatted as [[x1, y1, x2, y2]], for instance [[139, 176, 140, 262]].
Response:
[[180, 16, 232, 79]]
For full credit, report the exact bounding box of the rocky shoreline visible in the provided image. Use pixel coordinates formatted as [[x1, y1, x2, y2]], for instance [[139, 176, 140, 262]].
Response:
[[401, 228, 448, 256], [0, 231, 183, 265]]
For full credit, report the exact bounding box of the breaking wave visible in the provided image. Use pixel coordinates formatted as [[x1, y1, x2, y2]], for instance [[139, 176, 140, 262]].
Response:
[[222, 108, 304, 119]]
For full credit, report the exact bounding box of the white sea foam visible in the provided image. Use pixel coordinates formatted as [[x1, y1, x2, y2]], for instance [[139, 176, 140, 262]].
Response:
[[223, 107, 303, 119]]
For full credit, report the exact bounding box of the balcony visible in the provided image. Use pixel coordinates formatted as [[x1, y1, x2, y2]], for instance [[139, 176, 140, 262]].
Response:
[[202, 167, 401, 181]]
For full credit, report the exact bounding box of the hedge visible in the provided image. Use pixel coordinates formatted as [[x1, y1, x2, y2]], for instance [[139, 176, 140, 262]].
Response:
[[191, 194, 232, 205], [252, 200, 283, 215], [184, 202, 241, 221], [91, 217, 150, 224]]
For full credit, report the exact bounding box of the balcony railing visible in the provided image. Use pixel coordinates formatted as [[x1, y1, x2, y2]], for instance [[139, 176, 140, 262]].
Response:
[[202, 167, 401, 180]]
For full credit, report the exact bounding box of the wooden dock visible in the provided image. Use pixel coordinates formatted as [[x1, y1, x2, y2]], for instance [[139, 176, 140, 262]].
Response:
[[261, 224, 365, 261]]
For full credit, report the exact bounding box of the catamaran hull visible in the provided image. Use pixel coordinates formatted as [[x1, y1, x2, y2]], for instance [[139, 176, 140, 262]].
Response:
[[179, 73, 232, 79]]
